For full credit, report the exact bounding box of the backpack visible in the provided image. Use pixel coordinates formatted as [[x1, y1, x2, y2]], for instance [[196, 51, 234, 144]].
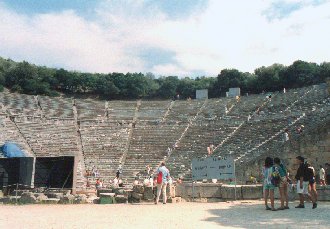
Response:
[[157, 171, 163, 184], [271, 166, 280, 186]]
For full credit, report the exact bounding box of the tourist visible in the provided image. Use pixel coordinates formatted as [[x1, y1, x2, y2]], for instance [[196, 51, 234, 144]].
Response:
[[283, 129, 289, 142], [155, 162, 170, 205], [306, 162, 317, 209], [92, 166, 100, 177], [274, 158, 289, 210], [113, 177, 119, 186], [262, 157, 276, 211], [95, 178, 103, 190], [146, 165, 151, 176], [177, 177, 183, 184], [325, 163, 330, 184], [118, 178, 123, 187], [295, 156, 310, 209], [319, 165, 326, 186], [116, 163, 123, 179]]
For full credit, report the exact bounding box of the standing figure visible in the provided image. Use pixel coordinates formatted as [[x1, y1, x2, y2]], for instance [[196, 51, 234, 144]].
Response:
[[262, 157, 277, 211], [155, 162, 170, 205]]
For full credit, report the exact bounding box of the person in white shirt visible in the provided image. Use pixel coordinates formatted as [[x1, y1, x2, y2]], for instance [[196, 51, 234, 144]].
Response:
[[319, 165, 326, 186]]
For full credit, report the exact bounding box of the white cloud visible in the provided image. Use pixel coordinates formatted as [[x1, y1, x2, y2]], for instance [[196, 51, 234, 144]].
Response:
[[0, 0, 329, 77]]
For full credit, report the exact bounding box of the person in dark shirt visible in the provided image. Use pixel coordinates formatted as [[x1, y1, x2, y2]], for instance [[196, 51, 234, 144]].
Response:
[[295, 156, 317, 209]]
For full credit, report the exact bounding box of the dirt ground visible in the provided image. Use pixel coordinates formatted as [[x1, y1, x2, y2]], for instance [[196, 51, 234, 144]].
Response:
[[0, 200, 329, 229]]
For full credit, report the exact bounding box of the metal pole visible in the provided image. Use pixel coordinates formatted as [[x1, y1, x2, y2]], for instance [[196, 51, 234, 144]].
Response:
[[192, 180, 194, 202], [234, 161, 237, 201], [15, 183, 18, 205]]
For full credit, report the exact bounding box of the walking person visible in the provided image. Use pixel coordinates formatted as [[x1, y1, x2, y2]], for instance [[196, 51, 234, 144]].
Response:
[[295, 156, 316, 209], [319, 165, 326, 186], [262, 157, 276, 211], [274, 158, 289, 210], [155, 162, 170, 205], [306, 162, 318, 209]]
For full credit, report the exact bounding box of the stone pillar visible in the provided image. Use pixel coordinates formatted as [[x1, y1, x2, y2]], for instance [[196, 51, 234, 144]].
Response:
[[72, 156, 78, 195]]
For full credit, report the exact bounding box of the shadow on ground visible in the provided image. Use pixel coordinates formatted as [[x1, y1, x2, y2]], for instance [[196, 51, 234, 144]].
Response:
[[203, 201, 329, 229]]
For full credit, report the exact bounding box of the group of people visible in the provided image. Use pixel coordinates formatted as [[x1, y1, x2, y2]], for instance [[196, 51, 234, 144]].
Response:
[[263, 156, 319, 211]]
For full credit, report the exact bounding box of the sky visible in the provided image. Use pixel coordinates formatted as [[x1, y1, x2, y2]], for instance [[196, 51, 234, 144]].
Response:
[[0, 0, 329, 77]]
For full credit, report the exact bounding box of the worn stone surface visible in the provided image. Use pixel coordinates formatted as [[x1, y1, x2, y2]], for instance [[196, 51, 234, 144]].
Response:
[[1, 196, 20, 204], [59, 195, 75, 204], [86, 195, 98, 204], [99, 193, 116, 204], [131, 192, 143, 201], [176, 183, 222, 198], [241, 185, 263, 199], [115, 195, 127, 203], [167, 197, 182, 203], [41, 198, 60, 204], [113, 188, 125, 195], [220, 185, 242, 200], [124, 189, 133, 198], [143, 187, 154, 200], [97, 189, 113, 197], [74, 194, 87, 204], [20, 192, 37, 204], [133, 185, 144, 194], [35, 193, 48, 203], [166, 184, 176, 198], [47, 193, 64, 199]]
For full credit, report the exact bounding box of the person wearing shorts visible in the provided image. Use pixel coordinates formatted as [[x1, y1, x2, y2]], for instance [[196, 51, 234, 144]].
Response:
[[262, 157, 276, 211], [274, 158, 289, 210], [295, 156, 310, 208]]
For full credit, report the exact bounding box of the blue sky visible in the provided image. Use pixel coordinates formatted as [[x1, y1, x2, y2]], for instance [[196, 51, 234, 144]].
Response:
[[0, 0, 329, 77]]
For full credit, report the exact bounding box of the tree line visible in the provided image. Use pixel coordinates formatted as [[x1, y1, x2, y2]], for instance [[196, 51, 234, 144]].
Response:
[[0, 56, 329, 99]]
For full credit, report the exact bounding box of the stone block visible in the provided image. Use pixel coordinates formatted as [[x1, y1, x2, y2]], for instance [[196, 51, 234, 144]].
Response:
[[35, 193, 48, 203], [167, 197, 181, 203], [74, 194, 87, 204], [59, 195, 75, 204], [131, 192, 143, 201], [113, 188, 125, 195], [99, 193, 116, 204], [86, 195, 98, 204], [41, 198, 60, 204], [47, 193, 64, 199], [115, 195, 128, 203], [143, 187, 154, 200], [97, 189, 113, 197], [124, 189, 133, 198], [93, 198, 100, 204], [241, 185, 263, 199], [177, 183, 222, 198], [166, 184, 176, 198], [221, 185, 242, 200], [1, 196, 20, 204], [20, 192, 37, 204], [133, 185, 144, 194], [317, 187, 330, 201]]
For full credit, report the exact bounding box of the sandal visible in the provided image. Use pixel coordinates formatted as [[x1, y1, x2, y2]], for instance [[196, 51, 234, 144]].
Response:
[[271, 208, 277, 211], [266, 206, 271, 210], [277, 207, 285, 210]]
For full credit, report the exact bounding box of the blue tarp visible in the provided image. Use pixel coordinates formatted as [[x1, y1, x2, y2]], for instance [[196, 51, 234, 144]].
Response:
[[1, 142, 27, 158]]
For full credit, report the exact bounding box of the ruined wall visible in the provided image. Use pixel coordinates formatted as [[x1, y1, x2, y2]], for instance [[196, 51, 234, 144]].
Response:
[[240, 120, 330, 182]]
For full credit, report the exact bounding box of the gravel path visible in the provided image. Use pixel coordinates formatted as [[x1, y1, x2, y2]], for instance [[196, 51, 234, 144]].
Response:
[[0, 200, 329, 229]]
